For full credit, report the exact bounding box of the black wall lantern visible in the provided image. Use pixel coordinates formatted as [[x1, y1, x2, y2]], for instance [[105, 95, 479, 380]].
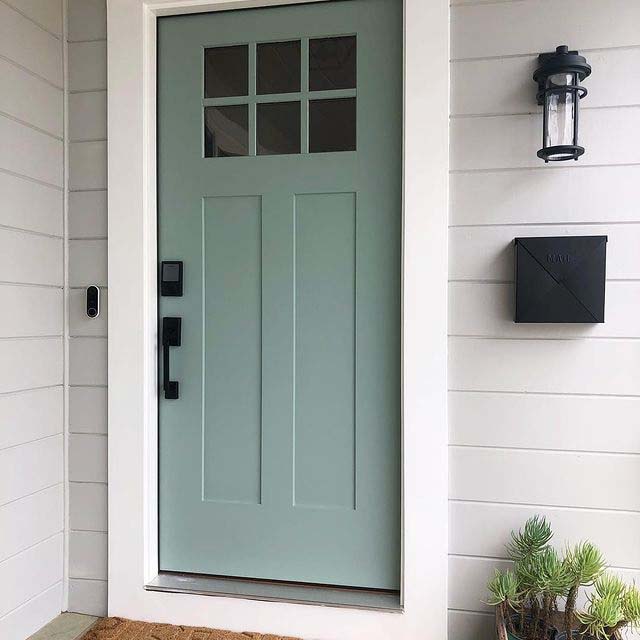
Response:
[[533, 45, 591, 162]]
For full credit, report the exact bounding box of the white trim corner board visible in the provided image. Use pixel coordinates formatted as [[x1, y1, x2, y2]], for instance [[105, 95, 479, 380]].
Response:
[[107, 0, 449, 638]]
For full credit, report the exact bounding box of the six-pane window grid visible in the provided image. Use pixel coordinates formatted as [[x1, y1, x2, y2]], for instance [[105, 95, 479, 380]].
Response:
[[204, 36, 356, 157]]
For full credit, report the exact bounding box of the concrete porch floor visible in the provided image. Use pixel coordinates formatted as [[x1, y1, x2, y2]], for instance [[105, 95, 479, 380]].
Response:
[[28, 614, 98, 640]]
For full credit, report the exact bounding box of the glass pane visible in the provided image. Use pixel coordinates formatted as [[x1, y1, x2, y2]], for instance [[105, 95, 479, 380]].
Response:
[[257, 40, 301, 95], [204, 45, 248, 98], [545, 73, 577, 151], [309, 36, 356, 91], [204, 105, 249, 157], [257, 101, 301, 155], [309, 98, 356, 153]]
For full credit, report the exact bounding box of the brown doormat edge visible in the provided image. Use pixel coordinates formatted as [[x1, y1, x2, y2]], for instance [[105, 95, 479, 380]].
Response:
[[79, 617, 302, 640]]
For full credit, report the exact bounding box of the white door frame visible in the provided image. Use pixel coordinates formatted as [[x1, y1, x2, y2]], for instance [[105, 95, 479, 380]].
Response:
[[107, 0, 449, 638]]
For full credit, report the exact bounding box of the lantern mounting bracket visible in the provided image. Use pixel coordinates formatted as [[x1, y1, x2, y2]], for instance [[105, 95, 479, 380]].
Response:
[[533, 45, 591, 105]]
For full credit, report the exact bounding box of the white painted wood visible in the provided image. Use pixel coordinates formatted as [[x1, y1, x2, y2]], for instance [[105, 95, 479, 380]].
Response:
[[449, 336, 640, 396], [68, 0, 107, 42], [69, 338, 107, 386], [0, 533, 63, 618], [0, 115, 63, 187], [0, 173, 62, 236], [0, 338, 62, 394], [0, 386, 63, 449], [69, 240, 107, 287], [70, 288, 108, 337], [451, 48, 640, 117], [69, 141, 107, 190], [451, 0, 640, 60], [69, 41, 107, 92], [69, 531, 108, 580], [0, 3, 62, 85], [449, 281, 640, 339], [448, 610, 493, 640], [3, 0, 63, 37], [69, 434, 107, 483], [450, 165, 640, 226], [69, 387, 108, 435], [0, 285, 62, 337], [449, 224, 640, 282], [69, 91, 107, 142], [0, 435, 62, 506], [0, 582, 63, 640], [69, 190, 108, 238], [0, 230, 62, 286], [449, 389, 640, 455], [450, 447, 640, 511], [451, 108, 640, 171], [450, 501, 640, 569], [108, 0, 449, 638], [68, 579, 107, 617], [69, 482, 108, 532], [0, 484, 63, 563], [0, 58, 63, 137]]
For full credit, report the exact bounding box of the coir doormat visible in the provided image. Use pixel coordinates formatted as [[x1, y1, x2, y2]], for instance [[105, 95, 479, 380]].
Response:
[[80, 617, 301, 640]]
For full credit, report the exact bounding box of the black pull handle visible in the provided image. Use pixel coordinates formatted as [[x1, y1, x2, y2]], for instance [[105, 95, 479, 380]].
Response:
[[162, 317, 181, 399]]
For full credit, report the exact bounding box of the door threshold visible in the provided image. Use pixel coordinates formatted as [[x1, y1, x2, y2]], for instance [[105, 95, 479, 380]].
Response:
[[145, 572, 402, 612]]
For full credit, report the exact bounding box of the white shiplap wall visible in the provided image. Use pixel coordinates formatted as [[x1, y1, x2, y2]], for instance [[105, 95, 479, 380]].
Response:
[[449, 1, 640, 639], [66, 0, 108, 617], [0, 1, 65, 638]]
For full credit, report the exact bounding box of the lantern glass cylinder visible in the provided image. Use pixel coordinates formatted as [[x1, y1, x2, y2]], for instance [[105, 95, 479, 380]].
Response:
[[545, 73, 577, 156]]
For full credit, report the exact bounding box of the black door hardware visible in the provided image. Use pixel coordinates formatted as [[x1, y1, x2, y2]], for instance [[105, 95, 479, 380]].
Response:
[[161, 261, 184, 296], [162, 317, 182, 399]]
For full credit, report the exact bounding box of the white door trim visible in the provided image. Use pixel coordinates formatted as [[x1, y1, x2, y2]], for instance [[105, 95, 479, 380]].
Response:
[[107, 0, 449, 637]]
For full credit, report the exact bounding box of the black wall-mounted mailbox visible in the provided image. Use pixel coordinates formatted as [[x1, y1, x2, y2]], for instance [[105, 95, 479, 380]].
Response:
[[514, 235, 607, 323]]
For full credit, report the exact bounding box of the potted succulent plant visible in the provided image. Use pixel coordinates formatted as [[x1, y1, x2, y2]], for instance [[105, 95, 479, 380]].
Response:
[[487, 516, 640, 640]]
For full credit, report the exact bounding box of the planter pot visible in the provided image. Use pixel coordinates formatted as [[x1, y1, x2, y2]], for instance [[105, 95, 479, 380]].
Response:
[[496, 609, 556, 640], [555, 633, 597, 640]]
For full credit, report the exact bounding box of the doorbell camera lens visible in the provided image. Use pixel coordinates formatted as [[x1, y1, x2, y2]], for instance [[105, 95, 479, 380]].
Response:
[[86, 285, 100, 319]]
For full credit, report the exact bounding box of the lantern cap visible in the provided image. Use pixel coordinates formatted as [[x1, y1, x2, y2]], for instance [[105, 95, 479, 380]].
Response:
[[533, 45, 591, 84]]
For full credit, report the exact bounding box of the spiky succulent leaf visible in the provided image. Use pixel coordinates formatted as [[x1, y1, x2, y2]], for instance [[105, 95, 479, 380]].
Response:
[[506, 516, 553, 562], [623, 585, 640, 627], [594, 573, 626, 600], [486, 569, 521, 607], [578, 594, 624, 640], [564, 542, 606, 588]]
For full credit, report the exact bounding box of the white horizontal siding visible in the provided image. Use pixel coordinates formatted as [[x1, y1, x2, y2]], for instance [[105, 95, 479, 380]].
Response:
[[0, 582, 63, 640], [449, 390, 640, 454], [69, 338, 107, 386], [68, 240, 107, 287], [0, 116, 63, 187], [68, 0, 106, 42], [68, 41, 107, 92], [69, 387, 107, 435], [448, 610, 493, 640], [69, 190, 107, 238], [0, 338, 62, 394], [0, 485, 63, 563], [69, 141, 107, 190], [0, 286, 62, 337], [0, 387, 63, 450], [0, 436, 63, 506], [0, 59, 63, 137], [69, 434, 107, 484], [69, 482, 107, 532], [449, 281, 640, 338], [3, 0, 63, 37], [69, 531, 107, 580], [0, 3, 62, 86], [0, 534, 63, 618], [451, 0, 640, 60], [0, 230, 62, 286], [449, 224, 639, 282], [69, 91, 107, 142], [0, 173, 62, 236], [68, 579, 107, 617]]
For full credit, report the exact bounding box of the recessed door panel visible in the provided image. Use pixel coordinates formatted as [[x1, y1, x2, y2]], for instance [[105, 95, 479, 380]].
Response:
[[158, 0, 402, 590]]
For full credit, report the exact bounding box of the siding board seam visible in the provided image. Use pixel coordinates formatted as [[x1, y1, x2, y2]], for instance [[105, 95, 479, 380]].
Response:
[[0, 580, 63, 623], [450, 162, 640, 174], [0, 432, 63, 453], [449, 497, 640, 516], [448, 334, 640, 342], [0, 481, 63, 510], [0, 223, 63, 239], [0, 166, 63, 192], [449, 444, 640, 457], [0, 54, 63, 92], [0, 0, 62, 40], [0, 110, 63, 142], [0, 530, 63, 568]]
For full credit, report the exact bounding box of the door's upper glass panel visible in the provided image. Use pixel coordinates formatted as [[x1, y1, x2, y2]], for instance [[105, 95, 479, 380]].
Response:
[[205, 105, 249, 157], [205, 45, 249, 98], [309, 36, 356, 91], [257, 40, 301, 95], [257, 101, 301, 155], [309, 98, 356, 153]]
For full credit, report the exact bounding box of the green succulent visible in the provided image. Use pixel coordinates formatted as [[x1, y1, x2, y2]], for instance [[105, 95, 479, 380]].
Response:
[[594, 574, 626, 600], [564, 542, 606, 587], [578, 594, 624, 639], [507, 516, 553, 562], [487, 569, 521, 607], [622, 585, 640, 628]]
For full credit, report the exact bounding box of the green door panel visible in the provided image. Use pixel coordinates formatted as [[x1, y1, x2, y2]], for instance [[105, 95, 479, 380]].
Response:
[[158, 0, 402, 590]]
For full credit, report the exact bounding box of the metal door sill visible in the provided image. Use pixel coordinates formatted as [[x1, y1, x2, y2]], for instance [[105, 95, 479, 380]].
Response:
[[145, 572, 402, 612]]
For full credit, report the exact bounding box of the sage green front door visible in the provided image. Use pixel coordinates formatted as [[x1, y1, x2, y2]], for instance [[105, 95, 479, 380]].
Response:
[[157, 0, 401, 590]]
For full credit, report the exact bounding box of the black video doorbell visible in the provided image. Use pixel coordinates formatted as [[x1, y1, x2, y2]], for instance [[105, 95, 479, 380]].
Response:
[[86, 285, 100, 318]]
